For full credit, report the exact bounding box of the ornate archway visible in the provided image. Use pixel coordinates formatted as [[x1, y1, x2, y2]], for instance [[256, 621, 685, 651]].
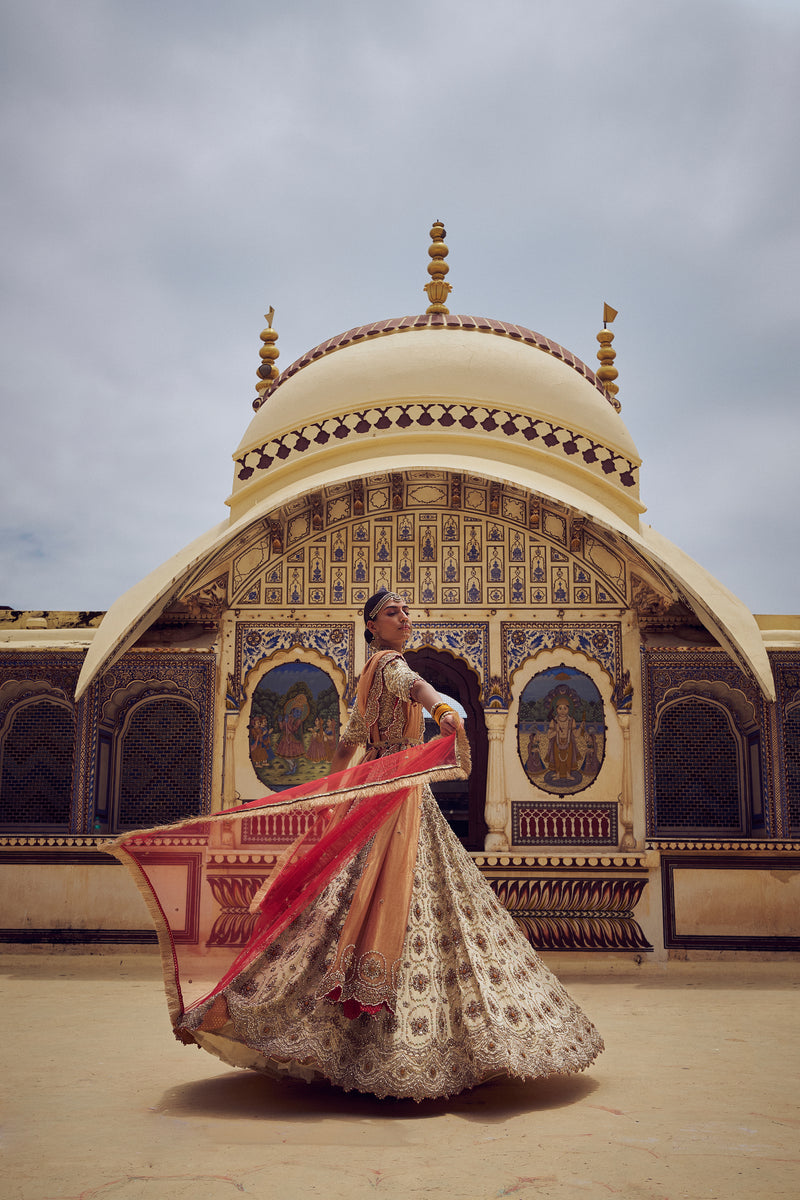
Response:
[[405, 646, 487, 849]]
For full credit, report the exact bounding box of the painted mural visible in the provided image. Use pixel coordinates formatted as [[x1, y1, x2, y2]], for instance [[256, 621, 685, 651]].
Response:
[[248, 661, 339, 791], [518, 664, 605, 795]]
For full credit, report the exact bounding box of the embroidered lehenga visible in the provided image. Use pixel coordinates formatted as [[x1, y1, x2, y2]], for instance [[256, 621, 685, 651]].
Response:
[[111, 650, 603, 1101]]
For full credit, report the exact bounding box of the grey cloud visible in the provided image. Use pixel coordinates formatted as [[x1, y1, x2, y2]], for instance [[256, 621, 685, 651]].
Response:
[[1, 0, 798, 613]]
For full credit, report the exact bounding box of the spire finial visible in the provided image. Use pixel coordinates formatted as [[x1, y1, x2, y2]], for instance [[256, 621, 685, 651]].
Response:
[[253, 307, 280, 411], [596, 302, 620, 411], [424, 220, 452, 314]]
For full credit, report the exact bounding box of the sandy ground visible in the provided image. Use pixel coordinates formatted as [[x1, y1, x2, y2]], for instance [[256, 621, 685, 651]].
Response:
[[2, 952, 799, 1200]]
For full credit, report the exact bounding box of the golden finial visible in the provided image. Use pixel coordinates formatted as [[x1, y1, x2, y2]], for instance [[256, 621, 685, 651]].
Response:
[[253, 307, 279, 410], [424, 220, 452, 314], [596, 302, 620, 411]]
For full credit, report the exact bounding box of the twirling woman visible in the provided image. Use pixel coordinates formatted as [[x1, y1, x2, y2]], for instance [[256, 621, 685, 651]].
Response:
[[171, 590, 603, 1100]]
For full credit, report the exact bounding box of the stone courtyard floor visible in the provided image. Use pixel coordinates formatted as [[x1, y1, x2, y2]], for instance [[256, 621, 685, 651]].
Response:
[[2, 952, 799, 1200]]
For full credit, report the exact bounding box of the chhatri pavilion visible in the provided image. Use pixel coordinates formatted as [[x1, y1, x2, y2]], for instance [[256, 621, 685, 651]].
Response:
[[2, 222, 799, 959]]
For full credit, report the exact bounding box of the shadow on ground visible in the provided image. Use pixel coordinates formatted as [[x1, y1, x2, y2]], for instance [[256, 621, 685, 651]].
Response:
[[154, 1066, 598, 1124]]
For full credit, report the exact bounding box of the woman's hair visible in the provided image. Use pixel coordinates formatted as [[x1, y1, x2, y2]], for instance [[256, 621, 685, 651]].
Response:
[[363, 589, 405, 642]]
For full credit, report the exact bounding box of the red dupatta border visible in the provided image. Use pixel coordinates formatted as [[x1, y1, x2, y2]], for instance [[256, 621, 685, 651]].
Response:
[[105, 728, 470, 1025]]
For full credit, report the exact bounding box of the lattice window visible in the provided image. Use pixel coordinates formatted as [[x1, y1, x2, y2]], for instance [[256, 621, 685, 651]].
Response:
[[784, 707, 800, 836], [117, 698, 202, 829], [0, 699, 73, 827], [652, 699, 744, 835]]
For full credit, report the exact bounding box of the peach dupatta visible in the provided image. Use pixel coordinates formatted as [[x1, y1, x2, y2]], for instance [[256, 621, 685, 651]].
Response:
[[105, 724, 469, 1033], [320, 651, 426, 1017]]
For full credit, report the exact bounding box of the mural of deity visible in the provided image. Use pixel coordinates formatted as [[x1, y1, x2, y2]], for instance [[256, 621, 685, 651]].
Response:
[[248, 661, 340, 791], [276, 698, 306, 772], [517, 665, 605, 795]]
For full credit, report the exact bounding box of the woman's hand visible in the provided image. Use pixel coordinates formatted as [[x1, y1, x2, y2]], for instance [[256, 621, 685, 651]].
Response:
[[438, 710, 459, 735]]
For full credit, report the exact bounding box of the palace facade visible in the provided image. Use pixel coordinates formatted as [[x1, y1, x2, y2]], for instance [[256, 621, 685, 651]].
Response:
[[3, 224, 799, 959]]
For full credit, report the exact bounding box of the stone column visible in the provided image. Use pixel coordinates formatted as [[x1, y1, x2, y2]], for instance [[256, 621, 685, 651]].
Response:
[[617, 711, 636, 849], [484, 709, 510, 851], [222, 712, 239, 810], [70, 691, 94, 834]]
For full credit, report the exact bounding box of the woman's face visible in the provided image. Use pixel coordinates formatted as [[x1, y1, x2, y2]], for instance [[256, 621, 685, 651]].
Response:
[[367, 601, 412, 650]]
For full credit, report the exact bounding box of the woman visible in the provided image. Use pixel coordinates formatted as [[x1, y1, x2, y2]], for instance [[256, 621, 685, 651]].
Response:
[[176, 590, 603, 1100], [305, 716, 328, 764]]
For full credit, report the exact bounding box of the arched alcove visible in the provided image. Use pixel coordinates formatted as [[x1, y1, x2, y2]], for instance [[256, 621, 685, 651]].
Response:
[[405, 646, 487, 848], [116, 696, 203, 829], [651, 697, 746, 836], [0, 696, 74, 828]]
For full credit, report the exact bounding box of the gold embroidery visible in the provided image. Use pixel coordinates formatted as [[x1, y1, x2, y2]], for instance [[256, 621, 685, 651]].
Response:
[[184, 795, 603, 1101]]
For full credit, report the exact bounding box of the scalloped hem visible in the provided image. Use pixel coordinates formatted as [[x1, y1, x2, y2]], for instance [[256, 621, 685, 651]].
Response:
[[191, 1025, 604, 1103]]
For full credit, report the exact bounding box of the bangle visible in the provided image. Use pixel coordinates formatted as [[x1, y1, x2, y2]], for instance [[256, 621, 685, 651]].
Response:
[[431, 702, 455, 727]]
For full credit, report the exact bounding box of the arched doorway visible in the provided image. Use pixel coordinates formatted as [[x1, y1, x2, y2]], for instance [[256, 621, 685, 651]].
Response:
[[405, 647, 487, 849]]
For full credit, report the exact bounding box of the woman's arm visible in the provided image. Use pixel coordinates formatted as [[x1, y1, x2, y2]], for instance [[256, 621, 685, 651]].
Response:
[[410, 678, 460, 734]]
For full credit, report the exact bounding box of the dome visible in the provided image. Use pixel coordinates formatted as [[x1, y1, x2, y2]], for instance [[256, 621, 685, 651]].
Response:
[[228, 315, 643, 528], [75, 309, 774, 704]]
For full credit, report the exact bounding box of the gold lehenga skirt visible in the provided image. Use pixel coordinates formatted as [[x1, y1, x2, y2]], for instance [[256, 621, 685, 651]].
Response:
[[183, 790, 604, 1102]]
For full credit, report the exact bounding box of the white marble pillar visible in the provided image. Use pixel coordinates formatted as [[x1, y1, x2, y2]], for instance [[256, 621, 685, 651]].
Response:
[[222, 712, 239, 810], [484, 709, 510, 851], [617, 711, 637, 849]]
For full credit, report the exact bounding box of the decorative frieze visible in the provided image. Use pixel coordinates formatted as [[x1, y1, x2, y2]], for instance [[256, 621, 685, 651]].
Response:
[[227, 476, 634, 614], [235, 622, 355, 698], [488, 874, 651, 952], [511, 801, 617, 846], [502, 621, 623, 693]]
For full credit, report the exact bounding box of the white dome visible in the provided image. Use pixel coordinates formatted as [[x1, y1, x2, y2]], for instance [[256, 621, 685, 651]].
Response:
[[74, 314, 774, 703], [228, 317, 643, 527]]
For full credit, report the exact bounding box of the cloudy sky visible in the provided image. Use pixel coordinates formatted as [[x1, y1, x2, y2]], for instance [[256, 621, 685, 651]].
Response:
[[1, 0, 798, 616]]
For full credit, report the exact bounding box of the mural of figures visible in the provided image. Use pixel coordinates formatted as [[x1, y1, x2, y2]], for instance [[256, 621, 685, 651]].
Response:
[[305, 716, 327, 762], [248, 661, 340, 791], [249, 714, 276, 768], [276, 695, 307, 773], [518, 664, 605, 795], [322, 716, 337, 761]]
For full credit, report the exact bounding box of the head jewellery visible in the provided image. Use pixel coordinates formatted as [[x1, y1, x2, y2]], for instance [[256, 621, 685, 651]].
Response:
[[363, 589, 406, 642]]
